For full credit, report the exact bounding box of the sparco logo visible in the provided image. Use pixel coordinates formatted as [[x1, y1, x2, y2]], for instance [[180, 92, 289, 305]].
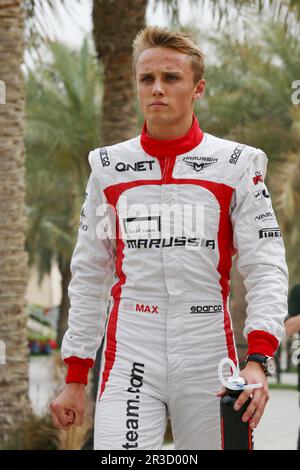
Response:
[[259, 227, 282, 239], [126, 237, 215, 249], [136, 304, 158, 314], [99, 148, 110, 167], [183, 156, 217, 173], [122, 362, 145, 449], [229, 144, 245, 165], [190, 304, 222, 314], [116, 161, 155, 172]]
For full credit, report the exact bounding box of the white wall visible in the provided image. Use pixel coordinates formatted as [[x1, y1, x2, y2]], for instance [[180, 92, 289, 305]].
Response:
[[26, 262, 62, 308]]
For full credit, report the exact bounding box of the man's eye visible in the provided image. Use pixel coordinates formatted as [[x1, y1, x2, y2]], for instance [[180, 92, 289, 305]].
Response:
[[141, 76, 152, 82], [166, 75, 177, 80]]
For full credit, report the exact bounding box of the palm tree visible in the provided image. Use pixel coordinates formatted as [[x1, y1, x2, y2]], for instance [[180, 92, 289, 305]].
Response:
[[92, 0, 148, 144], [0, 0, 30, 442], [25, 39, 103, 347], [0, 0, 85, 444], [87, 0, 149, 438]]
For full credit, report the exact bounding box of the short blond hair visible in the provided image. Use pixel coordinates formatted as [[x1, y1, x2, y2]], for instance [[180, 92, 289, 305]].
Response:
[[132, 26, 205, 84]]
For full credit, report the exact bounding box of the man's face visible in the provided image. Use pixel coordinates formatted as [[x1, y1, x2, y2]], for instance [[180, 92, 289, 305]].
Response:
[[135, 46, 205, 128]]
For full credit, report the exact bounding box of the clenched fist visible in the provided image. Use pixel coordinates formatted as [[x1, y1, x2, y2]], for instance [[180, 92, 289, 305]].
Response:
[[49, 383, 85, 431]]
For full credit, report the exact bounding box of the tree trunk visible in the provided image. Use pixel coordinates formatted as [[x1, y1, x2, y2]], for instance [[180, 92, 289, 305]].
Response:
[[80, 0, 148, 449], [56, 256, 71, 348], [230, 256, 248, 365], [0, 0, 30, 443], [92, 0, 148, 144]]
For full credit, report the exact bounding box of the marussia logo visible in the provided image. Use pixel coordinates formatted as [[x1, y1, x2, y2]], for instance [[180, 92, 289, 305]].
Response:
[[136, 304, 158, 314], [126, 237, 215, 249], [184, 160, 216, 172], [253, 171, 264, 185]]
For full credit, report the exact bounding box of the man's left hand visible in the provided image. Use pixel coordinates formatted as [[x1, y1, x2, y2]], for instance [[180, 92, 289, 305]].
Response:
[[216, 361, 270, 429]]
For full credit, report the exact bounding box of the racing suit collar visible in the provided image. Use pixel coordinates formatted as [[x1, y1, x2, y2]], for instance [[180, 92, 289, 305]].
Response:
[[140, 113, 204, 158]]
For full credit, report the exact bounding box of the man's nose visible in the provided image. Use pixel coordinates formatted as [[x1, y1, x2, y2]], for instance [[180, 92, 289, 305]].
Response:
[[152, 78, 164, 95]]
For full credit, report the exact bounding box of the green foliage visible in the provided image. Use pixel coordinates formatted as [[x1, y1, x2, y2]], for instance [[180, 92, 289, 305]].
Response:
[[200, 22, 300, 152], [25, 38, 103, 282], [155, 0, 300, 31], [28, 332, 51, 342], [23, 0, 81, 51]]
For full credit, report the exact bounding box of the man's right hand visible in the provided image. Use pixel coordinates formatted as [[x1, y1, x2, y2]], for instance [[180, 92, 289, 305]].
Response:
[[49, 382, 85, 431]]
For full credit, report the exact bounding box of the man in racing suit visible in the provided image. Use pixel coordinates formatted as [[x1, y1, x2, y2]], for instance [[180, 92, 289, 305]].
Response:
[[50, 26, 288, 450]]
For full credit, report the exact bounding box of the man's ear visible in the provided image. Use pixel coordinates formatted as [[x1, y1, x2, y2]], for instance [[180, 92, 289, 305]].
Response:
[[193, 78, 205, 101]]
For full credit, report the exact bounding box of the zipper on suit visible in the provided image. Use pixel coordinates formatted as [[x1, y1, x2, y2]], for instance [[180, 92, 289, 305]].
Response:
[[162, 157, 170, 183]]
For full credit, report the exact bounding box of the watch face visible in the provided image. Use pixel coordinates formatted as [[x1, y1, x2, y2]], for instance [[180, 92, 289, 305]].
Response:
[[266, 357, 276, 375]]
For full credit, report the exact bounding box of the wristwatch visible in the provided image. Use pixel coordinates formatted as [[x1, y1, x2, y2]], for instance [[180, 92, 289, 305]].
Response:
[[245, 353, 277, 377]]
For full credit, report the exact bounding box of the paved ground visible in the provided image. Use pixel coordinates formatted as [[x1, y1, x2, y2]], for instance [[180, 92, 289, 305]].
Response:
[[29, 355, 56, 415], [270, 372, 298, 386], [254, 389, 299, 450], [29, 356, 300, 450]]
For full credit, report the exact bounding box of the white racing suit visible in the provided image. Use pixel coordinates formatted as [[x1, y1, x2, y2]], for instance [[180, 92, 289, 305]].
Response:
[[61, 116, 288, 449]]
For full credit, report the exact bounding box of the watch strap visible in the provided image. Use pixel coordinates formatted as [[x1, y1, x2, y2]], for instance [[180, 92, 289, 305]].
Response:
[[245, 353, 274, 376], [246, 353, 268, 364]]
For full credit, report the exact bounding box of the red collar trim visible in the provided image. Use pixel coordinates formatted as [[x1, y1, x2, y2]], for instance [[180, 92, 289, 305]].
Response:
[[140, 113, 204, 158]]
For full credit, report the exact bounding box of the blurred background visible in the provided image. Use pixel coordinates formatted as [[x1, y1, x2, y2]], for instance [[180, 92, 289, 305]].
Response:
[[0, 0, 300, 451]]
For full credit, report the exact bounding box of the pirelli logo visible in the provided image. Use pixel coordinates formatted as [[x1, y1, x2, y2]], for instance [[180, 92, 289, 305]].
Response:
[[259, 227, 282, 239]]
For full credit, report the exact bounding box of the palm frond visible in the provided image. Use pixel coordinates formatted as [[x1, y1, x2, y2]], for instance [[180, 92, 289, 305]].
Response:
[[25, 38, 102, 283]]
